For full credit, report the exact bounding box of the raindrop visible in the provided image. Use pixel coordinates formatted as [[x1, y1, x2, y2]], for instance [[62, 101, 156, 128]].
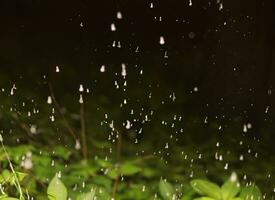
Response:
[[79, 84, 84, 92], [224, 163, 228, 170], [30, 125, 37, 134], [230, 172, 238, 182], [243, 124, 247, 133], [219, 3, 223, 11], [117, 11, 122, 19], [75, 140, 81, 150], [55, 66, 60, 72], [79, 94, 84, 104], [100, 65, 106, 72], [47, 96, 52, 104], [159, 36, 165, 45], [121, 63, 127, 78], [111, 23, 116, 31], [126, 120, 131, 129]]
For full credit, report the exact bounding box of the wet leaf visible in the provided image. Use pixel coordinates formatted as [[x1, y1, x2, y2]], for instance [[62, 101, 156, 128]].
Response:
[[121, 162, 141, 176], [47, 175, 67, 200], [159, 179, 174, 200], [221, 179, 240, 199], [239, 184, 262, 200], [191, 179, 221, 199]]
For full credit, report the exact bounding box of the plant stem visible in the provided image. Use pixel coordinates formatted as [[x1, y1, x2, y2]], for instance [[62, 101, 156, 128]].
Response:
[[0, 136, 24, 199], [48, 82, 77, 140], [112, 131, 122, 198], [80, 102, 88, 160]]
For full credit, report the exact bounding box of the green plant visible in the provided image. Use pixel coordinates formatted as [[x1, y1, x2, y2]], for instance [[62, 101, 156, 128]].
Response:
[[190, 173, 262, 200]]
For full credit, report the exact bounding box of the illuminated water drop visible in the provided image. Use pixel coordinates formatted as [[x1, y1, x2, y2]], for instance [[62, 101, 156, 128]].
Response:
[[55, 66, 60, 72], [117, 11, 122, 19], [111, 23, 116, 31], [159, 36, 165, 45], [79, 84, 84, 92], [100, 65, 106, 72], [47, 96, 52, 104], [121, 63, 127, 78]]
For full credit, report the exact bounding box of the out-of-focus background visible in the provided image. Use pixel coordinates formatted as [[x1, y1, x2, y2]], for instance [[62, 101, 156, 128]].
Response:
[[0, 0, 274, 199]]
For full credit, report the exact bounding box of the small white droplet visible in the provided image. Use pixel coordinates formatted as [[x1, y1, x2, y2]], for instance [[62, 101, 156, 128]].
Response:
[[79, 84, 84, 92], [56, 66, 60, 72], [189, 0, 192, 6], [57, 171, 62, 178], [219, 3, 223, 11], [47, 96, 52, 104], [100, 65, 106, 72], [239, 154, 244, 161], [111, 23, 116, 31], [117, 11, 122, 19], [75, 140, 81, 150], [224, 163, 228, 170], [30, 125, 37, 134], [159, 36, 165, 45], [230, 172, 238, 182], [243, 124, 247, 133], [121, 63, 127, 78], [126, 120, 131, 129], [79, 94, 84, 104]]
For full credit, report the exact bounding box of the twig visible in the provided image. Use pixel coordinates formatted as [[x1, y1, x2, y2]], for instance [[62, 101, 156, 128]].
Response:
[[48, 82, 77, 140], [133, 154, 154, 163], [112, 175, 120, 198], [80, 102, 88, 160], [112, 132, 122, 198]]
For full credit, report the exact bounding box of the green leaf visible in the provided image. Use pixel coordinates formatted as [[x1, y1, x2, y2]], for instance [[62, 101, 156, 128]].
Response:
[[159, 179, 175, 200], [239, 185, 262, 200], [47, 175, 67, 200], [76, 190, 96, 200], [190, 179, 222, 199], [221, 180, 240, 199], [193, 198, 216, 200], [52, 146, 71, 160], [231, 198, 243, 200], [121, 162, 142, 176], [0, 198, 20, 200], [95, 187, 111, 200], [181, 189, 195, 200], [15, 172, 28, 182], [1, 170, 12, 183]]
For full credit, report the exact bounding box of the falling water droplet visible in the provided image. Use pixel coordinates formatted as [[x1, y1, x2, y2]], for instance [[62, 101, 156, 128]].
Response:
[[79, 84, 84, 92], [47, 96, 52, 104], [111, 23, 116, 31], [117, 11, 122, 19], [159, 36, 165, 45], [100, 65, 106, 72], [121, 63, 127, 78], [79, 94, 84, 104], [56, 66, 60, 72]]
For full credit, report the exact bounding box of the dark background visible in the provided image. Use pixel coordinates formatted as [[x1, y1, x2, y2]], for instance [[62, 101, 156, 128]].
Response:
[[0, 0, 274, 143]]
